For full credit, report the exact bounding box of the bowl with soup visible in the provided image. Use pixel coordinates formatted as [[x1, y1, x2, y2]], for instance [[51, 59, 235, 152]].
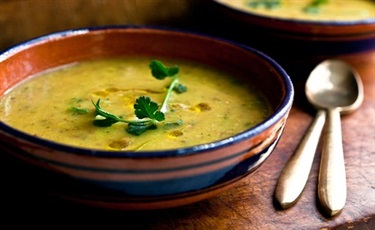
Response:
[[206, 0, 375, 78], [0, 26, 293, 210]]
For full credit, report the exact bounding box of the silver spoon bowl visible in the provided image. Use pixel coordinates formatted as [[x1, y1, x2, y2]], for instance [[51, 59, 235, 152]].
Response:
[[306, 60, 363, 114]]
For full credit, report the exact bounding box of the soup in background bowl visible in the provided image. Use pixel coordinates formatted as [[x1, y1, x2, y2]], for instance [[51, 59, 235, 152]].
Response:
[[206, 0, 375, 82], [0, 26, 294, 210], [215, 0, 375, 22]]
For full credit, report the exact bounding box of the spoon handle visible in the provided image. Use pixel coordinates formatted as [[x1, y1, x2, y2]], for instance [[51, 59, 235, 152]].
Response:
[[275, 110, 325, 209], [318, 108, 346, 216]]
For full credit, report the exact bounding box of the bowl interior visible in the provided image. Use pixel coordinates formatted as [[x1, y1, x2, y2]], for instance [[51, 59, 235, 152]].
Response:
[[0, 26, 292, 155]]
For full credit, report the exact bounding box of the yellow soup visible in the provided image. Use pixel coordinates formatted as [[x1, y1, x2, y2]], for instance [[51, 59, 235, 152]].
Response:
[[217, 0, 375, 21], [0, 57, 270, 151]]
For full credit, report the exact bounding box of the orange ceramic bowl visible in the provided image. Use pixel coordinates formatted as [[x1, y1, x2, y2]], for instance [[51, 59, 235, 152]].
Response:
[[0, 26, 293, 210]]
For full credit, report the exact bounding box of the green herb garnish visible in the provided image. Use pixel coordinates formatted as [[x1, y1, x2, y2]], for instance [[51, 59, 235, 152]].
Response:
[[149, 60, 186, 112], [92, 96, 165, 136], [247, 0, 281, 9], [68, 97, 90, 115], [92, 99, 130, 127], [163, 119, 184, 130], [69, 106, 89, 115], [92, 60, 186, 136], [303, 0, 329, 14], [149, 60, 179, 79]]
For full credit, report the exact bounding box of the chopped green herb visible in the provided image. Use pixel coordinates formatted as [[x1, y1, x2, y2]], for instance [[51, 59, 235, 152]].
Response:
[[303, 0, 329, 14], [92, 99, 130, 127], [163, 119, 184, 130], [149, 59, 186, 113], [173, 83, 187, 94], [149, 60, 179, 80], [69, 106, 89, 115], [247, 0, 281, 9], [134, 96, 165, 121], [68, 97, 90, 115], [126, 121, 158, 136]]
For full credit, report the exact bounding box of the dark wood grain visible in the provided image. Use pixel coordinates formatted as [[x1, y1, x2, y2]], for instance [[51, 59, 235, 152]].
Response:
[[0, 1, 374, 229]]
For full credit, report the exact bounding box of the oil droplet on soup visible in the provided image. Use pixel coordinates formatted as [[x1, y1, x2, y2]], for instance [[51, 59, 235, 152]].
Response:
[[0, 57, 271, 151]]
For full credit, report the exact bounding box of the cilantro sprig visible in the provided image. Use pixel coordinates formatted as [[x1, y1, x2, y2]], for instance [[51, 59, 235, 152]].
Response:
[[92, 59, 186, 136], [149, 60, 186, 112], [92, 99, 131, 127], [69, 106, 89, 115], [247, 0, 282, 9], [303, 0, 329, 14]]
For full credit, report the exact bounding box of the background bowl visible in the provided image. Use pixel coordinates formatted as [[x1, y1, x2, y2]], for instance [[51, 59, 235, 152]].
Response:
[[0, 26, 293, 210], [205, 0, 375, 81]]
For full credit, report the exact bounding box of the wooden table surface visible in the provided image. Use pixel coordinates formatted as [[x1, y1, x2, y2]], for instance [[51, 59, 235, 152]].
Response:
[[0, 1, 374, 229]]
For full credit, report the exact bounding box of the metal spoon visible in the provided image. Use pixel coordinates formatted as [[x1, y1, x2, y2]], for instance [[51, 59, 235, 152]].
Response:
[[275, 59, 363, 216], [275, 64, 328, 210], [309, 60, 363, 216]]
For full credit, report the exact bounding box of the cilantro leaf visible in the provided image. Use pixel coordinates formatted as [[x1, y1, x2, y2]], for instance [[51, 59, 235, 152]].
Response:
[[247, 0, 281, 9], [127, 122, 157, 136], [92, 99, 126, 127], [149, 60, 179, 79], [134, 96, 165, 121], [163, 119, 184, 130], [173, 83, 187, 94], [93, 116, 119, 127], [303, 0, 329, 14], [69, 106, 89, 115]]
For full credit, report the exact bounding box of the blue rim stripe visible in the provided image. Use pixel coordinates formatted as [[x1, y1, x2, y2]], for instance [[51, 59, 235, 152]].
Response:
[[0, 131, 280, 174]]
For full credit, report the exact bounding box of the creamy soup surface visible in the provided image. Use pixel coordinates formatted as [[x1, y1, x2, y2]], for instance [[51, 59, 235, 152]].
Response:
[[0, 57, 270, 151], [217, 0, 375, 21]]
